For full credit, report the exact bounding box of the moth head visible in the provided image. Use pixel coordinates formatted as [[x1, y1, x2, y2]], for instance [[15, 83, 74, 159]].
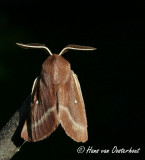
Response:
[[16, 43, 97, 56]]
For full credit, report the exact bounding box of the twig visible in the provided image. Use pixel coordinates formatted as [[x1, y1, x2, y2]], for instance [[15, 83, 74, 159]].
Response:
[[0, 96, 31, 160]]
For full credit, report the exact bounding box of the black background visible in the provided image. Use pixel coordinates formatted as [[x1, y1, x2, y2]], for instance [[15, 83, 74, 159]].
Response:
[[0, 1, 145, 160]]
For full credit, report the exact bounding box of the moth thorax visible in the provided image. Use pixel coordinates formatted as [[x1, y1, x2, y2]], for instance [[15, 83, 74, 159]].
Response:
[[43, 54, 70, 84]]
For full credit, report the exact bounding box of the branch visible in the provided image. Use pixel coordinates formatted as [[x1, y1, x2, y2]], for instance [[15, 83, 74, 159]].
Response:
[[0, 96, 31, 160]]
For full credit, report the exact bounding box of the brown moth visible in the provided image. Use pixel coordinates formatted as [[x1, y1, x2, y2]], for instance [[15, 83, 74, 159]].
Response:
[[17, 43, 96, 143]]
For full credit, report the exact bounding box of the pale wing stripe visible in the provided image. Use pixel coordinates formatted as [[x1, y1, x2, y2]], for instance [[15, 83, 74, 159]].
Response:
[[32, 106, 56, 128], [60, 105, 86, 130]]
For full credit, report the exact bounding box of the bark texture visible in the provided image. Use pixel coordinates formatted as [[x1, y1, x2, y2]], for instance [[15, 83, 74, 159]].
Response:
[[0, 96, 31, 160]]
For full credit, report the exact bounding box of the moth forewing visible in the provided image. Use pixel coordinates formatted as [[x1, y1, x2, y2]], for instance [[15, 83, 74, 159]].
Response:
[[21, 73, 60, 142], [58, 71, 88, 142]]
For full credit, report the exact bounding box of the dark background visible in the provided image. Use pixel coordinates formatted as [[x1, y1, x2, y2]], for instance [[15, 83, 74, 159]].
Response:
[[0, 1, 145, 160]]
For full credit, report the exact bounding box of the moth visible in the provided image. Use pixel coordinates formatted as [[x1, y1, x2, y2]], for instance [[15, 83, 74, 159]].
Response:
[[17, 43, 96, 142]]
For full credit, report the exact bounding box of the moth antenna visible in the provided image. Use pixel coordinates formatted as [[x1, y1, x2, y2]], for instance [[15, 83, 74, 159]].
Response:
[[16, 43, 53, 56], [59, 44, 97, 55]]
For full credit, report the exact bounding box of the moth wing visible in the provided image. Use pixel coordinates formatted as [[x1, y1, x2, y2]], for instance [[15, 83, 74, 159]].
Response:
[[21, 77, 59, 142], [58, 71, 88, 142]]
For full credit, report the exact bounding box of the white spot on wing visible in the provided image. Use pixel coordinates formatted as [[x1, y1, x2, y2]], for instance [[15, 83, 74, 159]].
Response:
[[35, 100, 39, 105], [75, 99, 77, 104]]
